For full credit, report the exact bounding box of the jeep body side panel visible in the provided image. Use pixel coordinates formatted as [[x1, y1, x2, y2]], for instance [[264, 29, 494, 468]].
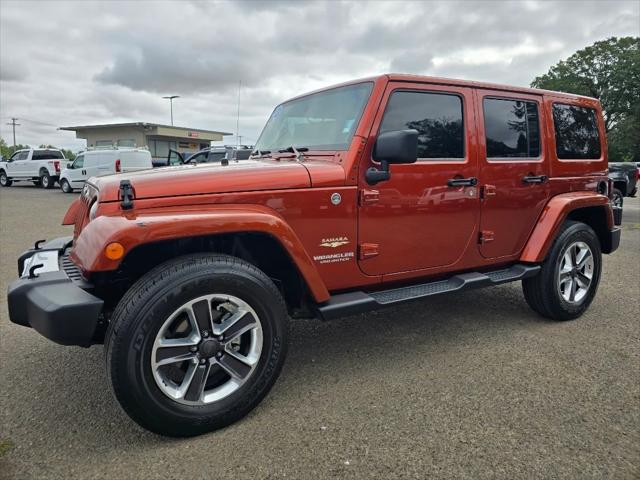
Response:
[[520, 192, 612, 262], [70, 204, 332, 302], [543, 94, 608, 179]]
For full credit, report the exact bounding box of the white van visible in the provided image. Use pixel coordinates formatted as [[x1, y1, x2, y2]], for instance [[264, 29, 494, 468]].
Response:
[[59, 148, 152, 193]]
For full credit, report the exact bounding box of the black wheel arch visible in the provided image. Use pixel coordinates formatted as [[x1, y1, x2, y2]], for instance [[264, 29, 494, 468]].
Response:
[[91, 232, 314, 319]]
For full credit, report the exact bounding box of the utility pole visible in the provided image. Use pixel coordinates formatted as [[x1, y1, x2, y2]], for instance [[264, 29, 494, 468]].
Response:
[[162, 96, 180, 126], [6, 118, 20, 149], [236, 81, 241, 149]]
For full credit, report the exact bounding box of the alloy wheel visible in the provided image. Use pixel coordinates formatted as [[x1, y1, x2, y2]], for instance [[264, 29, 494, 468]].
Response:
[[557, 241, 594, 304], [151, 294, 263, 405]]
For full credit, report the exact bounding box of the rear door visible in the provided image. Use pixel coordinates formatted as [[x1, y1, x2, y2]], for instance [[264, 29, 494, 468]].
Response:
[[476, 90, 550, 258], [358, 81, 480, 275]]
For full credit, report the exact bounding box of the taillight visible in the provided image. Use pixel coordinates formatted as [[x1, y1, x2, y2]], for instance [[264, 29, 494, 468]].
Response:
[[115, 159, 121, 173], [54, 161, 60, 173]]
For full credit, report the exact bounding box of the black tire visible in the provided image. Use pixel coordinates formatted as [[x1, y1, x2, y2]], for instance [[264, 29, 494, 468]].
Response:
[[522, 221, 602, 321], [0, 170, 11, 187], [40, 169, 54, 189], [60, 179, 72, 193], [611, 188, 623, 208], [105, 254, 288, 437]]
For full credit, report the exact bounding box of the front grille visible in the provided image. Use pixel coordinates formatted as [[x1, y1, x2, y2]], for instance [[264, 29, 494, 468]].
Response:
[[73, 184, 98, 240], [61, 251, 85, 282]]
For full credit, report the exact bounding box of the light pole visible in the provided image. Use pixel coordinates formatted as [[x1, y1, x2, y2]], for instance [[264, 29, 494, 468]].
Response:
[[162, 95, 180, 126]]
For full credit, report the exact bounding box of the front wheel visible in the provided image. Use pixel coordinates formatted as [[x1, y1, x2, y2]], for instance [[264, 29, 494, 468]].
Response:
[[105, 254, 288, 437], [523, 221, 602, 321], [60, 179, 73, 193], [0, 170, 11, 187]]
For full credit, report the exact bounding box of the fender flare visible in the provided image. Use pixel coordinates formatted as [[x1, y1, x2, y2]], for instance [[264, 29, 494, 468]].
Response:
[[520, 192, 612, 263], [70, 204, 330, 302]]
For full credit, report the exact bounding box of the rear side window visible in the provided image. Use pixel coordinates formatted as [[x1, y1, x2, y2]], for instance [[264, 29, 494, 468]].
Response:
[[483, 98, 540, 159], [380, 90, 464, 159], [552, 104, 601, 159], [32, 150, 64, 160]]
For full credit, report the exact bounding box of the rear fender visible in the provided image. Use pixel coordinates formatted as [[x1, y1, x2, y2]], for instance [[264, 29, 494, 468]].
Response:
[[70, 204, 330, 302], [520, 192, 612, 262]]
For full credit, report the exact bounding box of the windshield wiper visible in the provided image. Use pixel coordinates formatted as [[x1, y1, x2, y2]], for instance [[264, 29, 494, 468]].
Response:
[[250, 149, 271, 159], [277, 146, 308, 162]]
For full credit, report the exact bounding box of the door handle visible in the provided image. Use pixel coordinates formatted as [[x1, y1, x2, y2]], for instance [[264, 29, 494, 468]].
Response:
[[447, 177, 478, 187], [522, 175, 547, 184]]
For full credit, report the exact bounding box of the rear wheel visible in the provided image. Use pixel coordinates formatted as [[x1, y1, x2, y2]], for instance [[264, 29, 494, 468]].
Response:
[[0, 170, 11, 187], [60, 179, 72, 193], [40, 169, 54, 189], [105, 254, 288, 437], [523, 221, 601, 321]]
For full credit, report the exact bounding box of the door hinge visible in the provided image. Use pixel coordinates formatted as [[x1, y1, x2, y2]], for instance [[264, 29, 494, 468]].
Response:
[[481, 184, 496, 199], [359, 189, 380, 206], [479, 230, 495, 244], [358, 243, 379, 260]]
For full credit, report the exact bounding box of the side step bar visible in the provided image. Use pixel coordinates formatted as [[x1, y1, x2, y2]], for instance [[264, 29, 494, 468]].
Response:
[[317, 263, 540, 321]]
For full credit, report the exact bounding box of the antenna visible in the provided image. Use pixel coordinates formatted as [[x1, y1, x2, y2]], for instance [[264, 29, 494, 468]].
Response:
[[236, 81, 241, 150]]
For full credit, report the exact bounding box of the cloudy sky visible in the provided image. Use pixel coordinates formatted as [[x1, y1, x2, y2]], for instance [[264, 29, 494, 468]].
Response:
[[1, 0, 638, 151]]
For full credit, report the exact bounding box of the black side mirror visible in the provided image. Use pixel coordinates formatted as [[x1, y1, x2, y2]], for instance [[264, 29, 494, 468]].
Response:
[[366, 129, 418, 185]]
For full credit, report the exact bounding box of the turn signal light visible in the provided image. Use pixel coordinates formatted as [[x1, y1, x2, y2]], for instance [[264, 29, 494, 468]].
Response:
[[115, 159, 121, 173], [105, 242, 125, 260]]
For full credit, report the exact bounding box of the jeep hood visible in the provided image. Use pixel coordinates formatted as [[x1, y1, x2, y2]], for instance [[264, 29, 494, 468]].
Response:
[[92, 160, 313, 202]]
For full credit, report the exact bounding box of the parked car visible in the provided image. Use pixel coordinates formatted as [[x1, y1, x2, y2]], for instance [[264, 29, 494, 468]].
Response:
[[7, 74, 621, 437], [59, 147, 152, 193], [608, 162, 638, 207], [0, 148, 65, 188], [160, 146, 253, 167]]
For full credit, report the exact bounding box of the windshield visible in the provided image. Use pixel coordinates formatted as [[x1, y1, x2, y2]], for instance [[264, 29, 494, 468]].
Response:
[[254, 82, 373, 152]]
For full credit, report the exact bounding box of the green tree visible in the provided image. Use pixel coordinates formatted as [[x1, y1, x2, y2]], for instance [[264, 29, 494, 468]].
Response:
[[531, 36, 640, 162], [0, 137, 30, 159]]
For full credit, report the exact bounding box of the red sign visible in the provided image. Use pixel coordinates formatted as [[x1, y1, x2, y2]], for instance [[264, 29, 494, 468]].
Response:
[[187, 131, 199, 138]]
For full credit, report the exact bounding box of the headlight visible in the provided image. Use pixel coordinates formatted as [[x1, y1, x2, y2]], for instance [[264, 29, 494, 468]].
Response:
[[89, 200, 99, 221]]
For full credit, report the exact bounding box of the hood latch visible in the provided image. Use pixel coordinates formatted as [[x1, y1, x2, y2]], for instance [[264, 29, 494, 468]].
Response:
[[119, 180, 134, 210]]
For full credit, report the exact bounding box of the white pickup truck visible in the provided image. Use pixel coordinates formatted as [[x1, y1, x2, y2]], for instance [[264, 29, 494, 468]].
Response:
[[0, 148, 66, 189]]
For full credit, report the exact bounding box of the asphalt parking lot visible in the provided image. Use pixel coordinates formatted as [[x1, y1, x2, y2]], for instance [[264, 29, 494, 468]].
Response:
[[0, 184, 638, 479]]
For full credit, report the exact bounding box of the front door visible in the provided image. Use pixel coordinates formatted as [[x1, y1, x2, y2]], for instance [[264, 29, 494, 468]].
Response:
[[68, 154, 85, 187], [476, 90, 550, 259], [358, 82, 480, 276]]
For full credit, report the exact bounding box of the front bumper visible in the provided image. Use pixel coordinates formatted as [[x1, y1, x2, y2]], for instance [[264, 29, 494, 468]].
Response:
[[8, 237, 103, 347]]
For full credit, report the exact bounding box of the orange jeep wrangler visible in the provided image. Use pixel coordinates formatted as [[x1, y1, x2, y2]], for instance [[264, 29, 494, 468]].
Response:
[[8, 75, 621, 436]]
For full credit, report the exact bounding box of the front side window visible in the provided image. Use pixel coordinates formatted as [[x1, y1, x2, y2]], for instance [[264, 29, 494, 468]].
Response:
[[379, 90, 464, 159], [10, 151, 27, 161], [484, 98, 540, 159], [552, 104, 601, 159], [72, 155, 84, 169], [32, 150, 64, 160], [188, 151, 209, 163], [255, 82, 373, 152]]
